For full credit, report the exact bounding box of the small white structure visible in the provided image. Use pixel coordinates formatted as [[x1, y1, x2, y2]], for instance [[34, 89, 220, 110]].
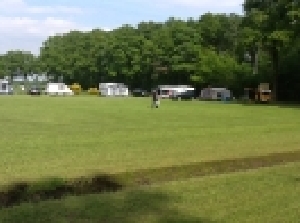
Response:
[[45, 83, 73, 96], [99, 83, 129, 97], [157, 85, 195, 98], [200, 87, 231, 100], [13, 75, 25, 83], [26, 73, 49, 82], [0, 79, 13, 95]]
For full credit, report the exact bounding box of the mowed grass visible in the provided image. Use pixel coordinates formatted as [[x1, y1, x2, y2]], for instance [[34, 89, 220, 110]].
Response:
[[0, 96, 300, 185], [0, 162, 299, 223]]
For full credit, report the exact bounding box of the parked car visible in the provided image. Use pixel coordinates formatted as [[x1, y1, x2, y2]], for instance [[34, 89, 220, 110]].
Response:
[[171, 90, 195, 100], [28, 86, 42, 95]]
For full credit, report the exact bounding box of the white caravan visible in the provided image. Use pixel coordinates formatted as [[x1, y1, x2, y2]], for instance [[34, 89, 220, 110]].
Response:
[[0, 79, 13, 95], [157, 85, 195, 99], [200, 87, 231, 100], [45, 83, 73, 96], [99, 83, 129, 97]]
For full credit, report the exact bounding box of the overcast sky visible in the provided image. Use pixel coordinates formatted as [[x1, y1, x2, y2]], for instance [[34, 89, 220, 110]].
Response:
[[0, 0, 244, 55]]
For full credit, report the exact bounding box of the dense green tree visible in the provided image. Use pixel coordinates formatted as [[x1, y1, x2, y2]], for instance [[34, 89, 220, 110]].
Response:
[[2, 8, 298, 100], [0, 51, 38, 78], [242, 0, 300, 100]]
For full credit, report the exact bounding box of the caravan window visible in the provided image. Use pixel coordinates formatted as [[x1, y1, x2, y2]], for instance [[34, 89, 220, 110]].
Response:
[[262, 91, 271, 96], [2, 83, 7, 90], [58, 83, 64, 90], [161, 90, 170, 95]]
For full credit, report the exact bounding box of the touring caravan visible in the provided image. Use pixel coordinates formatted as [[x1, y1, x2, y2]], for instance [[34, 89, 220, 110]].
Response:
[[99, 83, 129, 97], [157, 85, 195, 99], [0, 79, 13, 95], [200, 87, 231, 100]]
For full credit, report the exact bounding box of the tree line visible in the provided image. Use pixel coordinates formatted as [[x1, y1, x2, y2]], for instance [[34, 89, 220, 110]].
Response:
[[0, 0, 299, 101]]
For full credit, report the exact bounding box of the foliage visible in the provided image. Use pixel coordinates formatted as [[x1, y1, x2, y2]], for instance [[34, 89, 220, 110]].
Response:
[[1, 6, 299, 101], [242, 0, 300, 100]]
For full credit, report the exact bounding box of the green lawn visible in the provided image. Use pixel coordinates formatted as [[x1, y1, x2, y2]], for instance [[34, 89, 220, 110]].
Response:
[[0, 96, 300, 185], [0, 162, 299, 223]]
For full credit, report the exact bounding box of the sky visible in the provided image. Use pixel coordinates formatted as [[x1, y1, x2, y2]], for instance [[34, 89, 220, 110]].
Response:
[[0, 0, 244, 55]]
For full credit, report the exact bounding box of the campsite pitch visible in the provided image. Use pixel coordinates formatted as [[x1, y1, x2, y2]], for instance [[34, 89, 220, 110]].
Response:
[[0, 96, 299, 183]]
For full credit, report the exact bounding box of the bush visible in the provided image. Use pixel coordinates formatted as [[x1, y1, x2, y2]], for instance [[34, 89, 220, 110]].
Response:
[[88, 88, 99, 95], [70, 83, 82, 95]]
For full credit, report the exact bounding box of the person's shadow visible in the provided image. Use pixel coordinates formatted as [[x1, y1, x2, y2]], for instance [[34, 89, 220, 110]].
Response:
[[0, 188, 214, 223]]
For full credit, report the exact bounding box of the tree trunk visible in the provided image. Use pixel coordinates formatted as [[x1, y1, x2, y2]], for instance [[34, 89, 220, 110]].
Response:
[[271, 45, 279, 102]]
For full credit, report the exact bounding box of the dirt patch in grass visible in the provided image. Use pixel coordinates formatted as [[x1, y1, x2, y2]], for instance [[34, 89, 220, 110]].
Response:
[[1, 150, 300, 208], [121, 150, 300, 186]]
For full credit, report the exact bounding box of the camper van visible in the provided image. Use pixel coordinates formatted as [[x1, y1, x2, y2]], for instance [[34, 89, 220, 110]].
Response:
[[99, 83, 129, 97], [0, 79, 13, 95]]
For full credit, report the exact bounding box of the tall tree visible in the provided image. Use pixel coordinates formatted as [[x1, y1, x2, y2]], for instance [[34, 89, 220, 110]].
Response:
[[242, 0, 299, 100]]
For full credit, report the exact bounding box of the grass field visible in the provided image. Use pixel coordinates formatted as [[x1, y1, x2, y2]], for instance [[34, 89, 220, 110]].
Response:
[[0, 96, 299, 221], [1, 96, 299, 183], [0, 162, 299, 223]]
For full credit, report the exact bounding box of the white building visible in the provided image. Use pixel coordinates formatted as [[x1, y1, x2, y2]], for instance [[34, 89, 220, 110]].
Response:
[[200, 87, 231, 100], [99, 83, 129, 97], [0, 79, 13, 95], [45, 83, 73, 96]]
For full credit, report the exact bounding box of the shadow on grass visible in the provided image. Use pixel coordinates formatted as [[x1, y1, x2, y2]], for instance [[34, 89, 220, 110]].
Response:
[[0, 189, 213, 223], [121, 150, 300, 187], [1, 150, 300, 210], [0, 174, 123, 209]]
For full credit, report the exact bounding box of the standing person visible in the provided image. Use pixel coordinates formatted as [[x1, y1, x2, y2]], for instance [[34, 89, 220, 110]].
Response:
[[152, 89, 160, 108]]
